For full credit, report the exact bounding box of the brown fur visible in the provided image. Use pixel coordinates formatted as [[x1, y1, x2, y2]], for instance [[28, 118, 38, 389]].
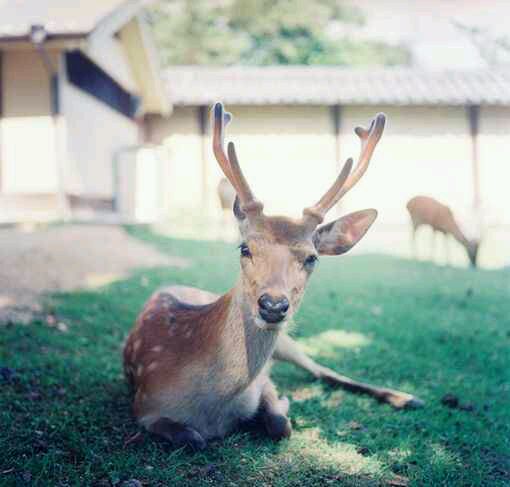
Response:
[[124, 291, 232, 418]]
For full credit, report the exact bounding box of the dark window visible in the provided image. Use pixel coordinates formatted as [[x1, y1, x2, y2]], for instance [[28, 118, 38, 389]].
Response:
[[66, 50, 140, 118]]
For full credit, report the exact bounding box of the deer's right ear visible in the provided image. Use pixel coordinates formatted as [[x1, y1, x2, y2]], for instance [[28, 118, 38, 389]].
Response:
[[233, 195, 246, 221], [312, 209, 377, 255]]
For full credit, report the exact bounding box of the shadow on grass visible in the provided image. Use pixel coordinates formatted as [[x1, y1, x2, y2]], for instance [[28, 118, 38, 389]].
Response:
[[1, 227, 509, 485]]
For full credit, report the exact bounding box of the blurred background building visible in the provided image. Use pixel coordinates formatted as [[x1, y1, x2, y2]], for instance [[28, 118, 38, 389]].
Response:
[[0, 0, 168, 221], [0, 0, 509, 267]]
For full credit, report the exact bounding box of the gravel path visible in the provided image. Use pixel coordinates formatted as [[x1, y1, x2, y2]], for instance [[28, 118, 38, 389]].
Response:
[[0, 224, 189, 324]]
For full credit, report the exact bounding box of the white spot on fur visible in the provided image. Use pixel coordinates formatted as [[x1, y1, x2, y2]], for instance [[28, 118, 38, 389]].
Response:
[[136, 365, 144, 377], [133, 338, 142, 353], [150, 345, 163, 353]]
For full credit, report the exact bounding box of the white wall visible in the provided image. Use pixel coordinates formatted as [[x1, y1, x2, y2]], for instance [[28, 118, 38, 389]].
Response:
[[0, 50, 58, 193], [340, 106, 473, 226], [151, 106, 338, 219], [150, 107, 204, 216], [478, 106, 510, 226], [152, 104, 478, 223], [60, 68, 139, 199]]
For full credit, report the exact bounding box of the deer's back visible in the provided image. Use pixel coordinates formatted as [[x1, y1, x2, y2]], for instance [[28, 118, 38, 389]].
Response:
[[124, 291, 228, 405], [407, 196, 453, 233]]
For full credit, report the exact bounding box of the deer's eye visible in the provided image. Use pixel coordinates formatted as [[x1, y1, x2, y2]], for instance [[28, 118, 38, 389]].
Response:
[[304, 254, 318, 269], [239, 243, 252, 258]]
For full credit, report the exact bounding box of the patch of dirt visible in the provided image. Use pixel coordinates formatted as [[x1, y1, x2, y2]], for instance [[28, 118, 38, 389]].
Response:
[[0, 224, 189, 324]]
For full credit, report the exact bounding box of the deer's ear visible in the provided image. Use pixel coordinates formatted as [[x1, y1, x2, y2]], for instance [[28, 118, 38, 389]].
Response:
[[313, 209, 377, 256]]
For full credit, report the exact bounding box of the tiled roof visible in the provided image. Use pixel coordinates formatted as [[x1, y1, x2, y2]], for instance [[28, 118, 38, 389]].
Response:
[[0, 0, 128, 38], [165, 66, 510, 106]]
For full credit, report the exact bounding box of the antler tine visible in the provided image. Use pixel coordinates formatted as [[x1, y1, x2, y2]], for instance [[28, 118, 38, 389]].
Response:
[[303, 158, 353, 225], [211, 102, 263, 215], [336, 112, 386, 201], [212, 102, 235, 183], [303, 113, 386, 228], [227, 142, 262, 212]]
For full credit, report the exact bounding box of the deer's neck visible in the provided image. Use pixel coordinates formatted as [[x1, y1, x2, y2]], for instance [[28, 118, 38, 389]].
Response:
[[218, 284, 281, 386], [448, 220, 470, 249]]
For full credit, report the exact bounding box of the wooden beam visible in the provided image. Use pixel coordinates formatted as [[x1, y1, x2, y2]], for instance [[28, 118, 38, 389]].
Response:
[[467, 105, 481, 209]]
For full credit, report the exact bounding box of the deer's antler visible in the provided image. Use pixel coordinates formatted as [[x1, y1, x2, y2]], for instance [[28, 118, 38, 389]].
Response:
[[303, 113, 386, 227], [212, 102, 263, 216]]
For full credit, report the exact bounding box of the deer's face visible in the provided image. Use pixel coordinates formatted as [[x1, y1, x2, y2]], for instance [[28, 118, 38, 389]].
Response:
[[236, 210, 377, 331], [237, 217, 318, 330]]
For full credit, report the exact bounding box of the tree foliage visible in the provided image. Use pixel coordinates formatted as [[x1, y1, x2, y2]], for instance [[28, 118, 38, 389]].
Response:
[[455, 22, 510, 67], [149, 0, 410, 66]]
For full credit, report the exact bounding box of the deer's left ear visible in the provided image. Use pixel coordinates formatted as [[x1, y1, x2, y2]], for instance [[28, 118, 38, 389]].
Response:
[[312, 209, 378, 256]]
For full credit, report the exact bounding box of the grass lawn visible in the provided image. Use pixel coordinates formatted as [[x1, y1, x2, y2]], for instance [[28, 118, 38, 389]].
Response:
[[1, 225, 509, 486]]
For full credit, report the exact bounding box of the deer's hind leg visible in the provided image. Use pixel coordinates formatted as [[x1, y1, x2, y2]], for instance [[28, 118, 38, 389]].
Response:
[[274, 334, 424, 409]]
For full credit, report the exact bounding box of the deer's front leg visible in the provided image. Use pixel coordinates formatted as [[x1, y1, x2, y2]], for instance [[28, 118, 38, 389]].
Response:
[[259, 380, 292, 441], [274, 334, 424, 409], [148, 417, 207, 451]]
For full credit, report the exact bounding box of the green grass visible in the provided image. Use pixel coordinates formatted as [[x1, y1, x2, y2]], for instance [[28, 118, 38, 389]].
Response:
[[1, 225, 509, 486]]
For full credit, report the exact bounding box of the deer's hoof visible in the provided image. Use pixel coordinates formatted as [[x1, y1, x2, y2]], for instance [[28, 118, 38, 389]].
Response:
[[405, 396, 425, 409], [388, 394, 425, 410], [172, 427, 207, 451]]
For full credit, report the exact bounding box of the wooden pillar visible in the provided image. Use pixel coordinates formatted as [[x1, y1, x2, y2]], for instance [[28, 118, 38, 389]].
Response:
[[0, 51, 3, 193], [331, 104, 342, 215], [198, 105, 208, 210], [331, 104, 342, 164], [467, 105, 481, 210]]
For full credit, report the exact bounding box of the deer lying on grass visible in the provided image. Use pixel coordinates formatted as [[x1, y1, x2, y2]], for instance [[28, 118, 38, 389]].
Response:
[[123, 103, 423, 451], [407, 196, 480, 267]]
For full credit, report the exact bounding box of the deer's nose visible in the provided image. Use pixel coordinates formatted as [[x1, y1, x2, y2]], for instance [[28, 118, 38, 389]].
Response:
[[258, 294, 289, 323]]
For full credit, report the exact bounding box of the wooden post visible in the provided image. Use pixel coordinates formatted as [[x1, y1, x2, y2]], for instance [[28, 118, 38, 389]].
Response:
[[331, 104, 342, 164], [331, 104, 342, 215], [0, 51, 3, 193], [198, 105, 208, 211], [467, 105, 481, 210]]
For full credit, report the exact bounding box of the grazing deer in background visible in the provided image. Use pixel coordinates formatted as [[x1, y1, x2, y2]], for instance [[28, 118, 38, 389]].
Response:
[[407, 195, 480, 267], [123, 103, 422, 451], [217, 177, 236, 213]]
